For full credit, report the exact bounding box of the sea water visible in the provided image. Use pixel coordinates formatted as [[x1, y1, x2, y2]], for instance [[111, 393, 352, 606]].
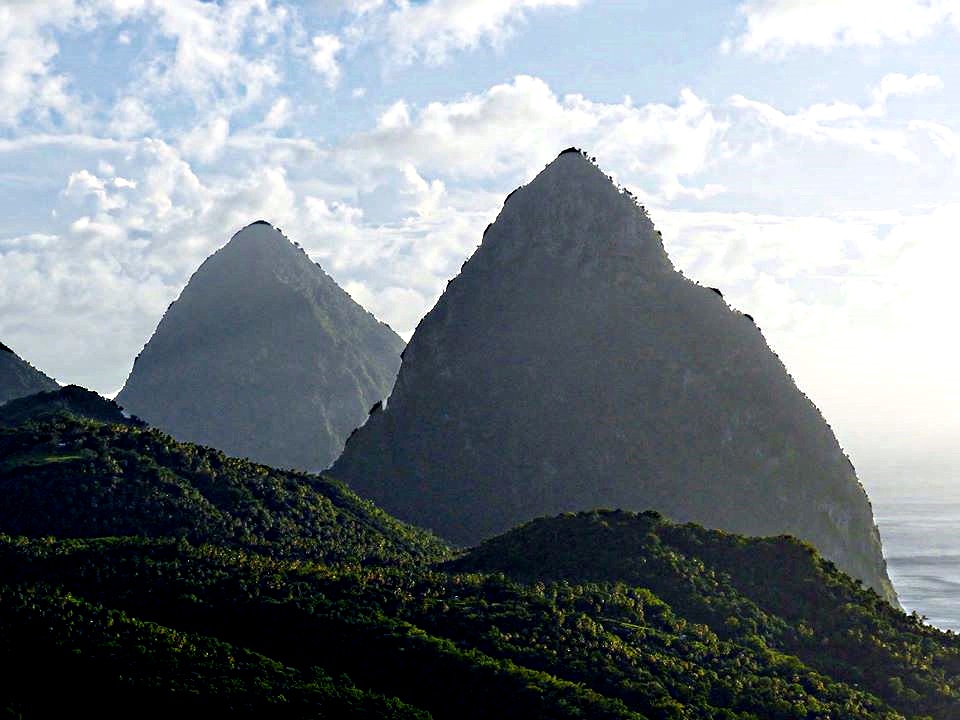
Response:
[[871, 486, 960, 633]]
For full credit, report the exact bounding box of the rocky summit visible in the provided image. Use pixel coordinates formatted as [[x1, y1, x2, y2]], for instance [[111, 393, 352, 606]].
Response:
[[331, 149, 897, 603], [0, 341, 58, 405], [117, 221, 405, 471]]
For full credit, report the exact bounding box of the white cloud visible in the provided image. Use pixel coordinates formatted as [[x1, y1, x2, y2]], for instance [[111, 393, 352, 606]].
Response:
[[108, 96, 155, 138], [729, 94, 914, 162], [179, 116, 231, 163], [733, 0, 960, 55], [401, 164, 446, 217], [377, 100, 411, 130], [723, 72, 953, 180], [310, 33, 344, 87], [261, 97, 292, 130], [0, 0, 91, 128], [360, 0, 584, 65], [345, 76, 725, 202], [0, 0, 300, 138], [909, 120, 960, 160], [872, 72, 943, 106]]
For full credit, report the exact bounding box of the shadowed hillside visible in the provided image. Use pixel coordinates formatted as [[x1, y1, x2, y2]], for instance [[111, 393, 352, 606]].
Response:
[[2, 414, 959, 718]]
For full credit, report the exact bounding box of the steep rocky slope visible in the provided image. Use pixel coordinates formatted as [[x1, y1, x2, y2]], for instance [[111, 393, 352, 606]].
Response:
[[332, 149, 896, 603]]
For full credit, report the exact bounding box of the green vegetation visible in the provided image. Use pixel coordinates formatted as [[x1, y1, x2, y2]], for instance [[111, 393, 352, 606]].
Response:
[[0, 385, 144, 429], [0, 413, 445, 565], [1, 411, 958, 718]]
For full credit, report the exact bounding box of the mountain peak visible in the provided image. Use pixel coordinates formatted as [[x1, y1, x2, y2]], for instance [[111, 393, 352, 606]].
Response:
[[455, 148, 671, 282], [232, 219, 284, 240], [117, 223, 405, 471], [220, 220, 298, 260], [331, 149, 896, 604]]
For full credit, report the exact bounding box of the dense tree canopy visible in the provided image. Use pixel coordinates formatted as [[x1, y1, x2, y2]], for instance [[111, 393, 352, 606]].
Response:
[[1, 412, 958, 719]]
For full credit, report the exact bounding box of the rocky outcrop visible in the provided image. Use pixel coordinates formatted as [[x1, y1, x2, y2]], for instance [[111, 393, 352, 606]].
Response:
[[117, 221, 404, 471], [331, 150, 897, 603]]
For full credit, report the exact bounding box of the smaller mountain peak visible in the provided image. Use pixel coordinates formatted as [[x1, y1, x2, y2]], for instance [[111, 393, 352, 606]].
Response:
[[0, 341, 14, 355]]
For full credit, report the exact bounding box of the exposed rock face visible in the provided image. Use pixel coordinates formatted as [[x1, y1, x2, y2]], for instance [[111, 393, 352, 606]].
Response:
[[0, 341, 58, 405], [331, 150, 897, 603], [117, 221, 404, 471]]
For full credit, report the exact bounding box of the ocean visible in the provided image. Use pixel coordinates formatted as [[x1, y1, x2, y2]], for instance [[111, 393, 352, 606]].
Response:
[[871, 486, 960, 633]]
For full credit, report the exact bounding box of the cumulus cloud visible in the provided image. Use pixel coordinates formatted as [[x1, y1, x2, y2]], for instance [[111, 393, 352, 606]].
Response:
[[872, 72, 944, 106], [344, 75, 725, 202], [108, 96, 155, 138], [138, 0, 289, 106], [729, 94, 919, 162], [732, 0, 960, 55], [261, 97, 292, 130], [0, 0, 302, 138], [179, 116, 232, 164], [310, 33, 344, 87], [909, 120, 960, 161], [378, 0, 584, 65], [727, 72, 948, 166], [0, 0, 91, 128]]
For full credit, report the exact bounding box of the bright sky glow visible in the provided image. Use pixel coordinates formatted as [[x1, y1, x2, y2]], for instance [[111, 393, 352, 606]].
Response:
[[2, 0, 959, 487]]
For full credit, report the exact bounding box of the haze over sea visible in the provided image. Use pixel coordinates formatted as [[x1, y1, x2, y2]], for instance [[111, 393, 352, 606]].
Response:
[[872, 483, 960, 632]]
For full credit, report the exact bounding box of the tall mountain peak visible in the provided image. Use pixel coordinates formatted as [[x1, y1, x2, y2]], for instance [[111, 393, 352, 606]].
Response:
[[472, 149, 672, 275], [116, 222, 405, 471], [0, 341, 58, 405], [331, 150, 897, 604]]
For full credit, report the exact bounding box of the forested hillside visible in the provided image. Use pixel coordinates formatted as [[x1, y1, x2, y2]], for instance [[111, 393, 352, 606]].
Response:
[[2, 411, 958, 719]]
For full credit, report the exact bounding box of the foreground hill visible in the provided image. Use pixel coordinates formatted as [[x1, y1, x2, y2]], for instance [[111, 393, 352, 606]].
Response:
[[2, 414, 959, 718], [117, 221, 405, 471], [0, 385, 143, 428], [331, 148, 895, 603], [0, 340, 58, 405], [0, 413, 444, 565]]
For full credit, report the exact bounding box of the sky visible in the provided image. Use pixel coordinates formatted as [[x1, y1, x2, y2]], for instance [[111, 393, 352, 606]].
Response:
[[1, 0, 959, 490]]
